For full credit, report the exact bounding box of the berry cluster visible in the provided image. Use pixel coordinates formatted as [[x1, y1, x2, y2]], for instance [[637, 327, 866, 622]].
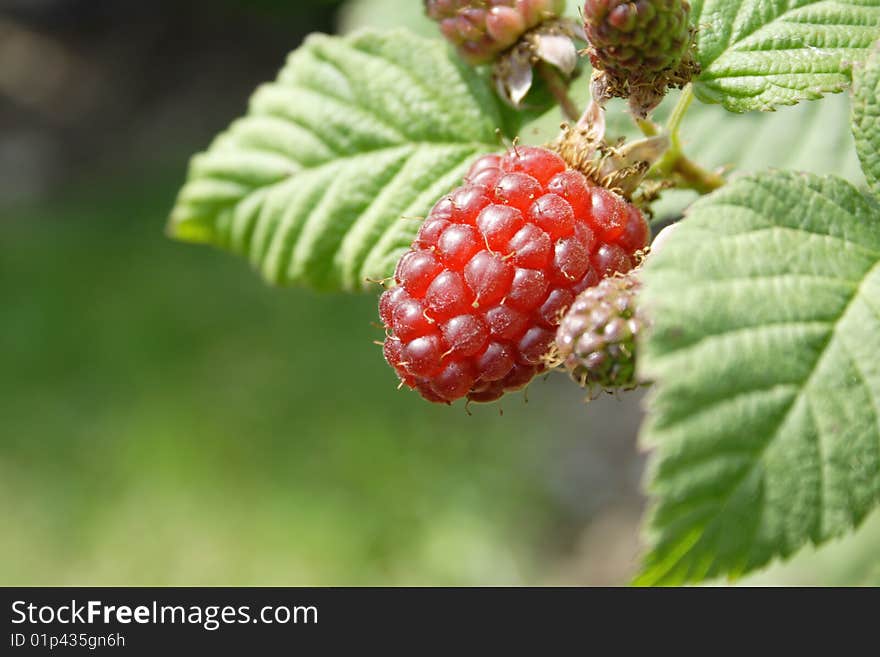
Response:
[[379, 146, 649, 404], [424, 0, 565, 64], [555, 270, 645, 390]]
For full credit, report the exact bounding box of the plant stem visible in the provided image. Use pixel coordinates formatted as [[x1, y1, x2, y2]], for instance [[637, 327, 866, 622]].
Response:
[[635, 117, 659, 137], [650, 85, 724, 194], [665, 84, 694, 149], [672, 156, 725, 194], [537, 62, 579, 123]]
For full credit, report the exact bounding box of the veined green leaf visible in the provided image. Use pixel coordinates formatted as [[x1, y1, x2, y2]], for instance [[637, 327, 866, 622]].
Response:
[[852, 42, 880, 195], [168, 29, 517, 292], [691, 0, 880, 112], [637, 171, 880, 585], [644, 90, 865, 218]]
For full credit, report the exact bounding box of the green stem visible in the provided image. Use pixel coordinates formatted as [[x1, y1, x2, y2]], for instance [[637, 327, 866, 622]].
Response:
[[635, 117, 659, 137], [650, 85, 724, 194], [654, 85, 693, 174], [673, 156, 726, 194], [537, 62, 579, 123], [665, 84, 694, 147]]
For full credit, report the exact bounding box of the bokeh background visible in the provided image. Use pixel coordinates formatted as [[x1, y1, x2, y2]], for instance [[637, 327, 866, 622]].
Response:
[[2, 0, 878, 586]]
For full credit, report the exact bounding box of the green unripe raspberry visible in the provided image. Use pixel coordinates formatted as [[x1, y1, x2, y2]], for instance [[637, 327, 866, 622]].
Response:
[[583, 0, 697, 116], [584, 0, 691, 75], [555, 270, 645, 390], [425, 0, 565, 64]]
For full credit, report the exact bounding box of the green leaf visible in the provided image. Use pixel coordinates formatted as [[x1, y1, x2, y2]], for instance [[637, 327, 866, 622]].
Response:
[[852, 42, 880, 195], [532, 87, 866, 220], [636, 171, 880, 585], [691, 0, 880, 112], [168, 29, 517, 292], [637, 90, 866, 218]]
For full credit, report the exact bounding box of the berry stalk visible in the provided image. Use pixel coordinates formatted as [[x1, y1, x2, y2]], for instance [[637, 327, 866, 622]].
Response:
[[639, 86, 725, 195], [536, 60, 580, 122]]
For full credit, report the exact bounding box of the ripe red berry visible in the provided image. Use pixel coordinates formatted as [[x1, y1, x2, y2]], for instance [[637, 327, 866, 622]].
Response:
[[416, 217, 450, 249], [437, 223, 481, 268], [504, 146, 567, 185], [495, 172, 543, 211], [379, 146, 648, 404], [508, 223, 552, 268], [395, 249, 443, 297], [464, 250, 513, 307]]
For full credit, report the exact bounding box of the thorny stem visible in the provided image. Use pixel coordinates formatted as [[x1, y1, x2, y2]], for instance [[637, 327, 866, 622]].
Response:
[[537, 62, 579, 123], [648, 85, 725, 194]]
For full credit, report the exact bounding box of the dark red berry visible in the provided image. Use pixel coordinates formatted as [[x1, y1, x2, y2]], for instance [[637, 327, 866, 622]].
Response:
[[537, 288, 575, 327], [617, 204, 649, 253], [429, 195, 456, 222], [467, 153, 503, 178], [571, 266, 600, 294], [383, 337, 412, 382], [517, 326, 555, 364], [475, 341, 515, 381], [431, 360, 477, 402], [379, 147, 648, 404], [503, 363, 542, 390], [467, 384, 505, 403], [552, 236, 590, 284], [592, 243, 632, 277]]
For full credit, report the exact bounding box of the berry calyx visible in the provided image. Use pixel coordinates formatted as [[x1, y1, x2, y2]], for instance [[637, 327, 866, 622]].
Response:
[[380, 146, 650, 404], [554, 269, 647, 391]]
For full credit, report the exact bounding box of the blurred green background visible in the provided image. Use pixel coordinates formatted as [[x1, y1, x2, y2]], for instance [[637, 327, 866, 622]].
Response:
[[1, 0, 877, 586]]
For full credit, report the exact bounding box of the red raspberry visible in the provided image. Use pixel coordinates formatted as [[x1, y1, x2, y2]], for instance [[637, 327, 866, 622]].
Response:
[[379, 146, 649, 404]]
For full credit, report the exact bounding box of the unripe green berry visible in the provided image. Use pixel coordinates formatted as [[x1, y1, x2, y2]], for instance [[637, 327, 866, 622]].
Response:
[[583, 0, 698, 116], [555, 270, 646, 390]]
